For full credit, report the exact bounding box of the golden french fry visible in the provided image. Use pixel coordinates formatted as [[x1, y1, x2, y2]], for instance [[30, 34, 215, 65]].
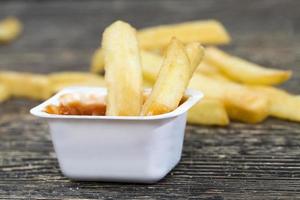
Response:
[[141, 38, 193, 115], [141, 43, 204, 83], [0, 71, 51, 100], [90, 48, 105, 73], [48, 72, 106, 93], [189, 74, 269, 123], [138, 20, 231, 50], [196, 61, 230, 81], [102, 21, 143, 116], [184, 42, 205, 76], [204, 47, 292, 85], [250, 86, 300, 122], [0, 84, 10, 102], [197, 61, 219, 74], [188, 98, 229, 126], [141, 50, 163, 83], [0, 17, 22, 44]]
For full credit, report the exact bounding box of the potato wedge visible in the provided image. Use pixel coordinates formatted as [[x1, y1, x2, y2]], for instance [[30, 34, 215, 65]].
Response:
[[250, 86, 300, 122], [0, 71, 51, 100], [188, 98, 229, 126], [48, 72, 106, 93], [0, 84, 10, 102], [102, 21, 143, 116], [0, 17, 22, 44], [138, 20, 231, 50], [141, 38, 192, 115], [204, 47, 291, 85], [90, 48, 105, 73], [189, 74, 269, 123]]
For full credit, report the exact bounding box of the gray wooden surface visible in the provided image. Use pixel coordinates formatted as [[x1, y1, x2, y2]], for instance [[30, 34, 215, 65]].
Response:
[[0, 0, 300, 199]]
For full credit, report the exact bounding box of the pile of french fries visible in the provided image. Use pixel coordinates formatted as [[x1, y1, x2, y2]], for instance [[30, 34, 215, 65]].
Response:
[[0, 19, 299, 126], [102, 21, 203, 116], [90, 20, 298, 125]]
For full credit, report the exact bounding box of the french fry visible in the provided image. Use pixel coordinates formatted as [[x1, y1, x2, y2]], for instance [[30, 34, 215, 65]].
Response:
[[0, 71, 51, 100], [189, 74, 269, 123], [250, 86, 300, 122], [184, 42, 205, 76], [0, 17, 22, 44], [140, 43, 229, 124], [48, 72, 106, 93], [0, 84, 10, 102], [141, 38, 194, 115], [196, 61, 230, 81], [197, 61, 219, 75], [141, 43, 204, 83], [102, 21, 143, 116], [140, 44, 228, 124], [138, 20, 231, 50], [204, 47, 292, 85], [141, 50, 163, 83], [188, 98, 229, 126], [90, 48, 105, 73]]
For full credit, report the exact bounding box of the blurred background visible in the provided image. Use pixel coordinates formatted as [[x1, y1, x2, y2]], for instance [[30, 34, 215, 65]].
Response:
[[0, 0, 298, 91]]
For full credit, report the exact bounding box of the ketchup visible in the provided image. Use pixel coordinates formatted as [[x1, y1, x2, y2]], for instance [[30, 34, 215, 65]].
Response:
[[44, 93, 106, 116], [44, 93, 186, 116]]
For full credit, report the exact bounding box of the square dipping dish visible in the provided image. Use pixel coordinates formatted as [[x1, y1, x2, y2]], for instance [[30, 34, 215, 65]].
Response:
[[30, 87, 203, 183]]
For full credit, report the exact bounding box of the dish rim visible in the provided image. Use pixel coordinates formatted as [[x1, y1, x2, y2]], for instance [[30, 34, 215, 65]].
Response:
[[30, 86, 203, 120]]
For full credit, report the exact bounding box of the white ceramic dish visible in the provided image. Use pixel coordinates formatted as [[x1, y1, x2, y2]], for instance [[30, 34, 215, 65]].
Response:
[[30, 87, 203, 183]]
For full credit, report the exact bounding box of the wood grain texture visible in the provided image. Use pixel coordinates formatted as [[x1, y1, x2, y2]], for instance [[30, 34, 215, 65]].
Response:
[[0, 0, 300, 199]]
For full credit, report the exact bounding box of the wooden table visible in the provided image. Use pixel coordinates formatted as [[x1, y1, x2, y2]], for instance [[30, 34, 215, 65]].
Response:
[[1, 0, 300, 199]]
